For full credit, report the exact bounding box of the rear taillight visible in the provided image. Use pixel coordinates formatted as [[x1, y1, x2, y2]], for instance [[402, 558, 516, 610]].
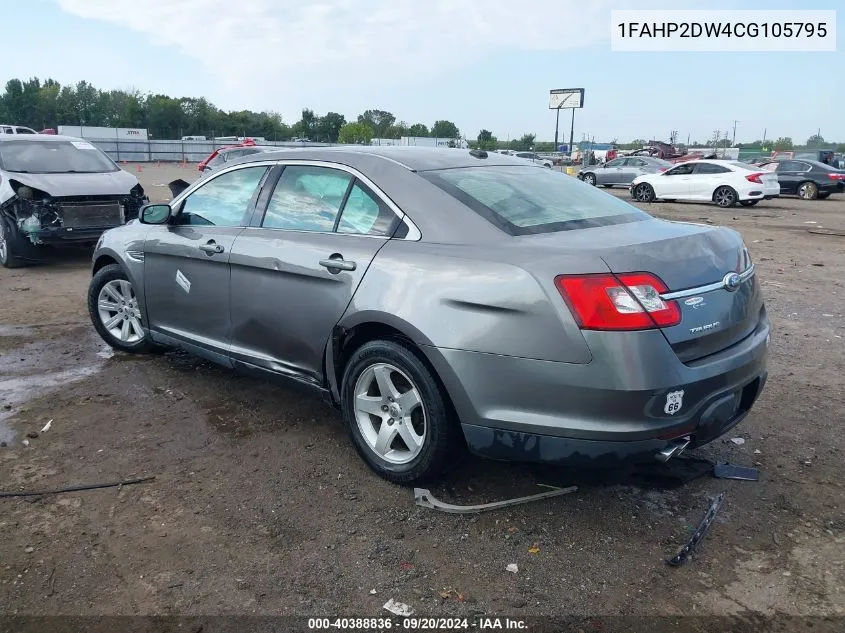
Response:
[[555, 273, 681, 331], [745, 172, 765, 183], [827, 173, 845, 181]]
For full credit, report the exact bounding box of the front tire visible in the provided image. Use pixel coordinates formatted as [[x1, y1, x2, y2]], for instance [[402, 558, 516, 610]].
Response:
[[340, 340, 461, 485], [88, 264, 154, 354], [582, 172, 597, 186], [0, 216, 30, 269], [713, 186, 738, 208], [633, 182, 655, 203]]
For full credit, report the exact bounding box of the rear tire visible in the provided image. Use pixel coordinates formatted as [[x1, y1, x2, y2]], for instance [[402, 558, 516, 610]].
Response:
[[88, 264, 155, 354], [739, 200, 760, 207], [713, 186, 738, 208], [0, 216, 30, 269], [633, 183, 655, 203], [340, 339, 462, 486], [797, 181, 818, 200]]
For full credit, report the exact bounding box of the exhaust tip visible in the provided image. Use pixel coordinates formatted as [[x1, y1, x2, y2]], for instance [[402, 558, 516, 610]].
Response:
[[655, 436, 691, 463]]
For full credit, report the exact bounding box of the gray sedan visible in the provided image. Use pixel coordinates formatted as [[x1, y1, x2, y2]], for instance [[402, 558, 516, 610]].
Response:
[[579, 156, 673, 187], [87, 147, 769, 484]]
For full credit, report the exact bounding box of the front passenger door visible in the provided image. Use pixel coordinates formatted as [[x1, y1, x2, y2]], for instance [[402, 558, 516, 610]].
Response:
[[144, 165, 270, 362]]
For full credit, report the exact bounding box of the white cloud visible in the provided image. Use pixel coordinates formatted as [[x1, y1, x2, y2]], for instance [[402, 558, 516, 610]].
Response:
[[56, 0, 639, 115]]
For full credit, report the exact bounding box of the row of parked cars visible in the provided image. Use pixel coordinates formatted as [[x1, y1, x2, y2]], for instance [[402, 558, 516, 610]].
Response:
[[577, 155, 845, 208]]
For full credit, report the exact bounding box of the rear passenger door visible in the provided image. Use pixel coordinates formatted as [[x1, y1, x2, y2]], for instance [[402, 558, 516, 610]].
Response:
[[228, 163, 403, 387], [690, 162, 731, 198], [775, 161, 810, 195]]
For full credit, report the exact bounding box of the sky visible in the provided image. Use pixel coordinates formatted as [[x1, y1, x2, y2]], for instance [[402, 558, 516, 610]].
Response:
[[1, 0, 842, 144]]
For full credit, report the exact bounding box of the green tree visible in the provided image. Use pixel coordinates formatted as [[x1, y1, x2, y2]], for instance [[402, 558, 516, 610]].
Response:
[[407, 123, 429, 137], [512, 133, 536, 151], [431, 120, 459, 139], [338, 121, 373, 144], [357, 109, 396, 138], [773, 137, 793, 150], [314, 112, 346, 143], [477, 129, 497, 150], [805, 134, 825, 148]]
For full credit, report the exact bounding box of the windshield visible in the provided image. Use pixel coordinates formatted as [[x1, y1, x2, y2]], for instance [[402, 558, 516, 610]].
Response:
[[422, 166, 650, 235], [0, 139, 118, 173]]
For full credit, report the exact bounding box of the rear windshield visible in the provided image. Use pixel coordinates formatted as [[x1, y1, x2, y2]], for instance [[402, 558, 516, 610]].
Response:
[[0, 139, 118, 173], [421, 166, 650, 235]]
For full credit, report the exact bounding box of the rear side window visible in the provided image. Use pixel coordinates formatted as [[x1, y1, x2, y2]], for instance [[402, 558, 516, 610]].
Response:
[[421, 166, 649, 236], [263, 165, 352, 231], [337, 182, 399, 236], [695, 163, 730, 174]]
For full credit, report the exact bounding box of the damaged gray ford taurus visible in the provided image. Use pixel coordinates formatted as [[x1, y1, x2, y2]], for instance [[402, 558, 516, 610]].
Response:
[[87, 147, 769, 485], [0, 134, 147, 267]]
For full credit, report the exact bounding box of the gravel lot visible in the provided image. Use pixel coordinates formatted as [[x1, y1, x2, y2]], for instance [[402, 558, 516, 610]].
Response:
[[1, 162, 843, 624]]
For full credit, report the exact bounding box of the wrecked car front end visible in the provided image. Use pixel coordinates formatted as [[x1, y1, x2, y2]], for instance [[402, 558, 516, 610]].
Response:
[[0, 179, 148, 246]]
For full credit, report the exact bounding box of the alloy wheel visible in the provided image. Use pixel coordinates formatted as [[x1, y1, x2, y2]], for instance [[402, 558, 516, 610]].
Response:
[[0, 221, 7, 264], [584, 173, 596, 186], [798, 182, 818, 200], [353, 363, 426, 465], [635, 183, 654, 202], [97, 279, 144, 344], [714, 187, 736, 207]]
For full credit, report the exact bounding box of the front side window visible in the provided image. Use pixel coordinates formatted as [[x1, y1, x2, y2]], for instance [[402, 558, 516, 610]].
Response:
[[0, 139, 118, 173], [421, 166, 649, 236], [605, 158, 625, 167], [262, 165, 352, 231], [665, 163, 695, 176], [177, 166, 267, 226]]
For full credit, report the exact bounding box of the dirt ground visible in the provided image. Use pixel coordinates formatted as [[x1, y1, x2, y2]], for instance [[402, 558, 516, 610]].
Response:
[[1, 162, 843, 624]]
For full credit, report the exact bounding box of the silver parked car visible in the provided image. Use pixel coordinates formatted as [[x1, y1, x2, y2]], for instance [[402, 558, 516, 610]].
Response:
[[579, 155, 673, 187], [88, 147, 769, 484]]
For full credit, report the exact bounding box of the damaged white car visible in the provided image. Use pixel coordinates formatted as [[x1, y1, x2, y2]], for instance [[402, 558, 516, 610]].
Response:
[[0, 135, 147, 268]]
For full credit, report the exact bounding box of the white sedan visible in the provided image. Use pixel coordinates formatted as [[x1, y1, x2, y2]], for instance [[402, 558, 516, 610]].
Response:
[[629, 159, 780, 208]]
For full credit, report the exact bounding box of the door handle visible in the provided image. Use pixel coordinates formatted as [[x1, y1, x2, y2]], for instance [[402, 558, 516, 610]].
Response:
[[199, 241, 224, 254], [319, 256, 356, 272]]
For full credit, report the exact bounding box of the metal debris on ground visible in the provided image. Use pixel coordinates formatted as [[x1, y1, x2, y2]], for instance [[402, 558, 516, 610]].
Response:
[[0, 476, 155, 498], [666, 493, 725, 567], [808, 227, 845, 237], [730, 437, 745, 445], [713, 463, 760, 481], [40, 419, 53, 433], [383, 598, 414, 616], [506, 563, 519, 574], [413, 485, 577, 514]]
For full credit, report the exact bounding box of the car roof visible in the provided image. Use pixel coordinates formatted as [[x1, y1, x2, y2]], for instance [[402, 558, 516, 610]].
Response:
[[0, 133, 86, 143], [237, 146, 532, 172]]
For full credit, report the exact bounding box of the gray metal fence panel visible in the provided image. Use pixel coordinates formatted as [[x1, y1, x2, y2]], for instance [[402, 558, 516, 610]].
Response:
[[84, 138, 337, 163]]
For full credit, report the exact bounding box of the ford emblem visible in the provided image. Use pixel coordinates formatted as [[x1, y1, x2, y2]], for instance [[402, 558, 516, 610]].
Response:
[[723, 272, 741, 292]]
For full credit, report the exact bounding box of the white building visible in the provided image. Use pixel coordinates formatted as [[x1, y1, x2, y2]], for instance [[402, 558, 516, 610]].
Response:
[[58, 126, 149, 140]]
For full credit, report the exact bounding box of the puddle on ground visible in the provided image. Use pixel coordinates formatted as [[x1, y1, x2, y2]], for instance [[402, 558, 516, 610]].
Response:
[[0, 326, 110, 445]]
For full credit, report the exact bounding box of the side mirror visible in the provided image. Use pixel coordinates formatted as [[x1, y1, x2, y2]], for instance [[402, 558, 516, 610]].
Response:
[[139, 203, 172, 225]]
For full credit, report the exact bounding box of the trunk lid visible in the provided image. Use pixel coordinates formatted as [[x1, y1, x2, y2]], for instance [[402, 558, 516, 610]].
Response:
[[524, 218, 764, 363]]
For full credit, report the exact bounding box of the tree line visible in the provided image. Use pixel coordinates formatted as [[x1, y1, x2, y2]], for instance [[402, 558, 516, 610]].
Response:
[[1, 77, 841, 152], [0, 77, 461, 144]]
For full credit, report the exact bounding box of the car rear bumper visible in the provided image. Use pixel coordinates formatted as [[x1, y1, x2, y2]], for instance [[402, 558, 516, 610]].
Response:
[[424, 317, 769, 466]]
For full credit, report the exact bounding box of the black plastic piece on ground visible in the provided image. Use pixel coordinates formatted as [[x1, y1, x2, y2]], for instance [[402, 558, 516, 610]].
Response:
[[666, 492, 725, 567], [714, 463, 759, 481]]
